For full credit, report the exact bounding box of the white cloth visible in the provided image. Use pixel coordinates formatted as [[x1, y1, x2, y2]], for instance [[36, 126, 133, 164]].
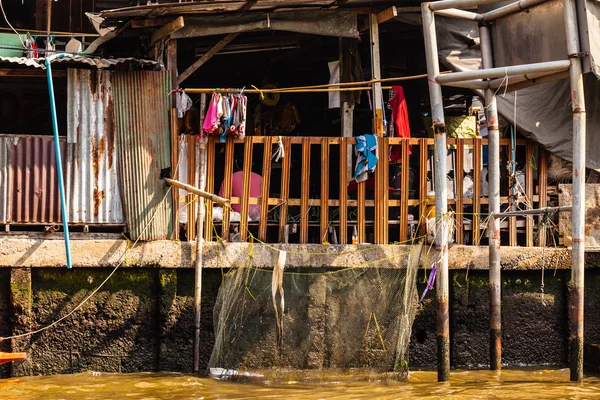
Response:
[[328, 61, 340, 109]]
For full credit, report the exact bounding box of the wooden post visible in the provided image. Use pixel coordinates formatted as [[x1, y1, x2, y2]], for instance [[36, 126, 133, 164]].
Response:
[[278, 138, 292, 243], [240, 137, 253, 241], [525, 141, 534, 246], [400, 140, 410, 242], [167, 39, 179, 240], [339, 138, 348, 244], [222, 141, 234, 241], [259, 137, 273, 241], [370, 14, 383, 244], [473, 137, 482, 244], [301, 138, 311, 244], [46, 0, 52, 50], [419, 139, 429, 238], [509, 139, 517, 246], [204, 137, 215, 241], [455, 141, 464, 244], [192, 126, 208, 374], [538, 147, 548, 246], [320, 138, 330, 243]]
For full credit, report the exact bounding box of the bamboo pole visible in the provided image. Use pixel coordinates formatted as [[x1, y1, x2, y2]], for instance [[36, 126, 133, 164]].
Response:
[[163, 177, 230, 206]]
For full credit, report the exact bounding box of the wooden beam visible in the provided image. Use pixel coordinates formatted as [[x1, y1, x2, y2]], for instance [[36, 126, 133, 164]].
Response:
[[222, 140, 235, 241], [525, 141, 534, 246], [259, 137, 273, 241], [419, 138, 428, 238], [377, 6, 398, 24], [239, 0, 258, 12], [0, 69, 66, 78], [150, 16, 184, 46], [301, 138, 311, 244], [177, 33, 239, 86], [278, 138, 292, 243], [132, 18, 175, 29], [320, 138, 330, 244], [455, 143, 464, 244], [240, 136, 254, 241], [339, 138, 348, 244], [204, 137, 215, 241], [473, 137, 482, 244]]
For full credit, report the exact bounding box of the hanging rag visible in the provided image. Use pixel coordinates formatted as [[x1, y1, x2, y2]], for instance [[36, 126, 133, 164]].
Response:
[[419, 261, 437, 303], [328, 60, 340, 109], [340, 38, 363, 106], [202, 92, 220, 135], [353, 134, 379, 183], [389, 86, 412, 162]]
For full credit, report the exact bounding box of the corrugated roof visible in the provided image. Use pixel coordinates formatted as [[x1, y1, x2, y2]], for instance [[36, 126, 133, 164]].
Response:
[[0, 56, 160, 70], [100, 0, 393, 18]]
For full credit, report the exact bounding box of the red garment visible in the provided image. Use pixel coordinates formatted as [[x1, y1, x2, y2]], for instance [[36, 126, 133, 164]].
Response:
[[389, 86, 411, 162]]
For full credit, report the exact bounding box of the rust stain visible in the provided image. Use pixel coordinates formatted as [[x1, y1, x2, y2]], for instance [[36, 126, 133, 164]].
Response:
[[575, 169, 579, 178], [93, 188, 105, 218], [90, 71, 98, 95], [105, 91, 115, 170]]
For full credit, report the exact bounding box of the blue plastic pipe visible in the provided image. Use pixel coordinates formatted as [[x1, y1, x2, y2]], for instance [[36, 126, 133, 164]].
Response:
[[45, 53, 72, 269]]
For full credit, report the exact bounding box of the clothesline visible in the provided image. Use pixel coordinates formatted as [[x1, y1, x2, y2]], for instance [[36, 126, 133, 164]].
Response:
[[184, 71, 452, 95]]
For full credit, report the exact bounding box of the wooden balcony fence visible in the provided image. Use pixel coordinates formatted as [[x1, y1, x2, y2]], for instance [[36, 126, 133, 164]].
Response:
[[177, 135, 551, 247]]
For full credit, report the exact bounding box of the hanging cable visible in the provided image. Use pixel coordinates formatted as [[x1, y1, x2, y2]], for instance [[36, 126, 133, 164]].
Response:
[[0, 0, 25, 48]]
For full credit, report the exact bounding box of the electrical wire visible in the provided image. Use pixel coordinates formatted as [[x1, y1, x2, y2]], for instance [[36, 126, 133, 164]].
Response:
[[0, 0, 25, 48]]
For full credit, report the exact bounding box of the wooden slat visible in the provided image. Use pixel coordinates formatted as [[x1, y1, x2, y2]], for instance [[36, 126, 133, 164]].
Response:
[[400, 139, 410, 242], [455, 142, 464, 245], [419, 138, 428, 238], [278, 138, 292, 243], [339, 138, 348, 244], [259, 136, 273, 241], [221, 139, 235, 241], [240, 136, 253, 241], [374, 137, 383, 244], [382, 138, 389, 244], [150, 16, 184, 46], [509, 141, 517, 246], [301, 138, 311, 244], [204, 137, 215, 240], [358, 181, 366, 243], [538, 146, 548, 246], [472, 137, 482, 244], [320, 138, 330, 243], [525, 141, 534, 246], [170, 108, 179, 240], [186, 134, 196, 241]]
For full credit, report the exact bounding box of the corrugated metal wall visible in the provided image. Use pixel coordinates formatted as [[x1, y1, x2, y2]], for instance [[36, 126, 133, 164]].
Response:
[[0, 135, 66, 223], [112, 71, 173, 241], [67, 69, 124, 224]]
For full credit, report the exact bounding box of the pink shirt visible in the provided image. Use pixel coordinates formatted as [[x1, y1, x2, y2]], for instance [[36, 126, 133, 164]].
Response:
[[218, 171, 263, 220]]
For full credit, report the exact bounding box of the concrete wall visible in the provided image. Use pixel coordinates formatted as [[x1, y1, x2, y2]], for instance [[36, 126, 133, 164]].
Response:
[[1, 265, 600, 377]]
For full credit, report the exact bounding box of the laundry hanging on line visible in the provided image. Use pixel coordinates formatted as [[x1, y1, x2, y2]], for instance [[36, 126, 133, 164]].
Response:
[[353, 134, 379, 183], [202, 91, 247, 141], [388, 85, 412, 162]]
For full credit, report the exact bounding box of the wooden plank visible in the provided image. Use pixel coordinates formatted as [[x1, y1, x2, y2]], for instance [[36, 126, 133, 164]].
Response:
[[509, 140, 517, 246], [259, 137, 273, 241], [150, 16, 184, 46], [525, 141, 534, 246], [472, 137, 482, 244], [358, 181, 366, 243], [419, 138, 428, 238], [177, 33, 239, 85], [400, 139, 410, 242], [221, 140, 235, 241], [320, 138, 330, 243], [370, 14, 384, 136], [538, 146, 548, 246], [204, 137, 215, 240], [278, 138, 292, 243], [374, 137, 383, 244], [339, 137, 348, 244], [377, 6, 398, 23], [170, 108, 179, 240], [166, 39, 178, 107], [240, 136, 253, 241], [455, 142, 464, 245], [187, 134, 196, 241], [382, 138, 389, 244], [300, 138, 311, 244], [132, 18, 175, 28]]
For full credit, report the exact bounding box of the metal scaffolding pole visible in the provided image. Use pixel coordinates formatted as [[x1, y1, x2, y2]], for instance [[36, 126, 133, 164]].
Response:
[[435, 60, 571, 83], [422, 2, 450, 382], [563, 0, 586, 382], [480, 23, 502, 372]]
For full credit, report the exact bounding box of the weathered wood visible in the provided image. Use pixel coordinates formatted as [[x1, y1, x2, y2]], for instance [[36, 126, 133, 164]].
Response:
[[320, 138, 330, 243], [187, 134, 196, 241], [177, 33, 239, 85], [377, 6, 398, 23], [538, 146, 548, 246], [132, 18, 176, 28], [473, 137, 482, 244], [525, 141, 534, 246], [509, 140, 517, 246], [419, 138, 428, 238], [369, 14, 384, 136], [259, 137, 273, 241], [339, 138, 348, 244], [455, 143, 464, 244], [381, 138, 389, 243], [204, 137, 216, 240], [170, 109, 180, 240], [164, 178, 229, 206], [240, 136, 254, 240], [301, 138, 311, 244], [150, 16, 184, 46], [399, 140, 410, 242], [222, 140, 235, 241], [358, 181, 366, 243], [278, 138, 292, 243]]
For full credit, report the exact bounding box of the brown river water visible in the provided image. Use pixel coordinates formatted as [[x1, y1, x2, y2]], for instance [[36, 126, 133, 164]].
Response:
[[1, 368, 599, 399]]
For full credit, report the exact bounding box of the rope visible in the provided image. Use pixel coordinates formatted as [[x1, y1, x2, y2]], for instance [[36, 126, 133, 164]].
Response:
[[0, 145, 186, 342]]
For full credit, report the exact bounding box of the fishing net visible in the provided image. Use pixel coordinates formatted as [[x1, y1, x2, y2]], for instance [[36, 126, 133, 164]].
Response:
[[208, 242, 422, 381]]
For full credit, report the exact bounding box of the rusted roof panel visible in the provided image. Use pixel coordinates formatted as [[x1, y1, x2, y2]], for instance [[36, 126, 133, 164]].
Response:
[[112, 71, 173, 241], [1, 135, 66, 224], [0, 56, 160, 70], [67, 69, 125, 224]]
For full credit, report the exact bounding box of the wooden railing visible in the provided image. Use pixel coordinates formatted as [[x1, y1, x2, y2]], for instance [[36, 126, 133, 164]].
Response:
[[178, 135, 551, 247]]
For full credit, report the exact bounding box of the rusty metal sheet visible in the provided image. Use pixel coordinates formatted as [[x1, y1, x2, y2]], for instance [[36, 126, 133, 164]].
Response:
[[67, 69, 124, 224], [558, 184, 600, 249], [1, 134, 66, 224], [0, 56, 160, 70], [111, 71, 173, 240]]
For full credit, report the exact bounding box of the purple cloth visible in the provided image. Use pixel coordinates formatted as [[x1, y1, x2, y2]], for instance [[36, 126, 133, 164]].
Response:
[[419, 261, 437, 303]]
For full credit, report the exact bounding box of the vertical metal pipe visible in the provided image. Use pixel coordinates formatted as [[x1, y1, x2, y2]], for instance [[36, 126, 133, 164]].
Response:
[[480, 23, 502, 371], [422, 3, 450, 382], [563, 0, 586, 382], [193, 95, 208, 374], [46, 54, 72, 269]]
